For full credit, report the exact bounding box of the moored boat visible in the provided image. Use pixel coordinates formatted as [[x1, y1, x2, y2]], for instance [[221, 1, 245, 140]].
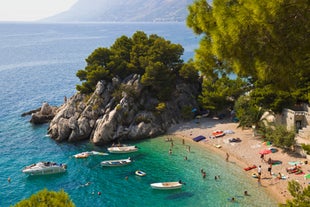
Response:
[[101, 157, 132, 167], [74, 152, 90, 158], [150, 181, 183, 190], [135, 170, 146, 176], [22, 161, 67, 175], [74, 151, 108, 158], [107, 146, 138, 153]]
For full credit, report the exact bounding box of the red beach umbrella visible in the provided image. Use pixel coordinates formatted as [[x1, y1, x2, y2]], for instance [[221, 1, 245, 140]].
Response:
[[259, 149, 272, 155]]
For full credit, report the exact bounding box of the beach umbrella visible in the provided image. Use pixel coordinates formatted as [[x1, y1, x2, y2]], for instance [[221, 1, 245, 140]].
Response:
[[259, 149, 272, 155], [263, 141, 272, 146]]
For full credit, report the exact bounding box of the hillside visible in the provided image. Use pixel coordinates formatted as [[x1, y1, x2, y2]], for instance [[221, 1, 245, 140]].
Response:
[[43, 0, 193, 22]]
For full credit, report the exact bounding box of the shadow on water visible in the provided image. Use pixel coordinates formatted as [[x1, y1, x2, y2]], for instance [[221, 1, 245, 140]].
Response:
[[26, 172, 66, 181], [165, 192, 194, 200]]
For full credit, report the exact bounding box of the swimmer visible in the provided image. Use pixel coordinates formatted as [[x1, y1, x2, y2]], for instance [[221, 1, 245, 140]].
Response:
[[8, 177, 11, 183]]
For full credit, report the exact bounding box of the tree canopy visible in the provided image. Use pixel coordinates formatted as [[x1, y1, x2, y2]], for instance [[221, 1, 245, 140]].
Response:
[[280, 180, 310, 207], [76, 31, 190, 100], [187, 0, 310, 111], [12, 189, 75, 207]]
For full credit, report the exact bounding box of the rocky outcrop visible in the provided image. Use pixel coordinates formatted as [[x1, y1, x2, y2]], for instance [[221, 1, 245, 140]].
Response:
[[48, 74, 200, 145], [22, 102, 58, 124]]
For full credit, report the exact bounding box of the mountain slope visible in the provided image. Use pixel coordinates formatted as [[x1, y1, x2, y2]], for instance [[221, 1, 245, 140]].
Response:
[[43, 0, 193, 22]]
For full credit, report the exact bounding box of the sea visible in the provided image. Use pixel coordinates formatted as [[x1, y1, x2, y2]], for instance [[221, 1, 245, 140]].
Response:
[[0, 22, 277, 207]]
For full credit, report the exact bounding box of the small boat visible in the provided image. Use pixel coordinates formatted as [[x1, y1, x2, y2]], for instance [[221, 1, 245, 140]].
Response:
[[22, 161, 67, 176], [74, 151, 108, 158], [101, 157, 132, 167], [107, 146, 138, 153], [135, 170, 146, 176], [150, 181, 183, 190], [74, 152, 90, 158]]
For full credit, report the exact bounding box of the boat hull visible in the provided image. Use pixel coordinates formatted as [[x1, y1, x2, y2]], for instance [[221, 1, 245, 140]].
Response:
[[150, 182, 182, 190], [107, 146, 138, 153], [101, 158, 132, 167], [22, 162, 66, 176]]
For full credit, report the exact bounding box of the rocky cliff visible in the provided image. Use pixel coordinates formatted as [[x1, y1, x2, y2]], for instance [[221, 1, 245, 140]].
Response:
[[48, 74, 199, 145]]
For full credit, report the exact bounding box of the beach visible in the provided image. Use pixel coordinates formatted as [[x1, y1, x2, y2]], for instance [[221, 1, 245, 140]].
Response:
[[168, 117, 310, 204]]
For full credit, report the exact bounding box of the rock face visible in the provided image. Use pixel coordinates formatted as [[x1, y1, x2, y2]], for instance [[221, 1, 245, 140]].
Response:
[[26, 102, 58, 124], [48, 74, 199, 145]]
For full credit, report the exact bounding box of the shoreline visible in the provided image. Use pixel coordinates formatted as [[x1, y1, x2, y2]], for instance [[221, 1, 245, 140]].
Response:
[[167, 117, 310, 204]]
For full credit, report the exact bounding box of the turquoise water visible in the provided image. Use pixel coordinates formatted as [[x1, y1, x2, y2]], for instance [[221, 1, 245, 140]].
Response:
[[0, 22, 277, 207]]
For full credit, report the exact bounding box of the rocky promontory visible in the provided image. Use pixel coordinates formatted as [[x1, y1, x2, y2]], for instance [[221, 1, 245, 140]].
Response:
[[22, 102, 58, 124], [47, 74, 200, 145]]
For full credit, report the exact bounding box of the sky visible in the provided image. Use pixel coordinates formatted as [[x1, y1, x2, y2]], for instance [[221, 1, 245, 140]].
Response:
[[0, 0, 78, 21]]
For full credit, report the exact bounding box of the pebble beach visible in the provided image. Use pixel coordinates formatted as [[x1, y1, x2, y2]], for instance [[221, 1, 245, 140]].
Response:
[[168, 117, 310, 204]]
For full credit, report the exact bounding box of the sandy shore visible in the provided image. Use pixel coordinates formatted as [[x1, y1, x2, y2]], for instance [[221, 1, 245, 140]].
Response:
[[167, 117, 310, 204]]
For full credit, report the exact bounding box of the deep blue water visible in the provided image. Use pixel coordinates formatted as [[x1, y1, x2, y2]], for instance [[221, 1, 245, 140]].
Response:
[[0, 22, 277, 207]]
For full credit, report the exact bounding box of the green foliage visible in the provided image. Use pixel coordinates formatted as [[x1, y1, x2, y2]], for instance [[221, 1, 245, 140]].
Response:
[[76, 31, 185, 99], [181, 105, 194, 120], [12, 188, 75, 207], [187, 0, 310, 111], [249, 84, 295, 113], [156, 102, 166, 112], [279, 180, 310, 207], [199, 75, 247, 112], [179, 60, 199, 83], [301, 144, 310, 155], [141, 62, 176, 101], [234, 95, 264, 128], [264, 124, 296, 149]]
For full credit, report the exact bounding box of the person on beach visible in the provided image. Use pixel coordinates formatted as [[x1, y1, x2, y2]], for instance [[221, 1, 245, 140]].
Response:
[[169, 148, 172, 155], [260, 154, 265, 162], [258, 165, 262, 176], [182, 139, 185, 145], [257, 174, 261, 186], [244, 191, 249, 196], [268, 163, 272, 175], [226, 153, 229, 162], [267, 157, 272, 164]]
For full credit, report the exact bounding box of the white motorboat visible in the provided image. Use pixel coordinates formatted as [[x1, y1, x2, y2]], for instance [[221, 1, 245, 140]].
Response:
[[74, 151, 108, 158], [107, 146, 138, 153], [101, 157, 132, 167], [74, 152, 91, 158], [150, 181, 183, 190], [22, 162, 67, 175]]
